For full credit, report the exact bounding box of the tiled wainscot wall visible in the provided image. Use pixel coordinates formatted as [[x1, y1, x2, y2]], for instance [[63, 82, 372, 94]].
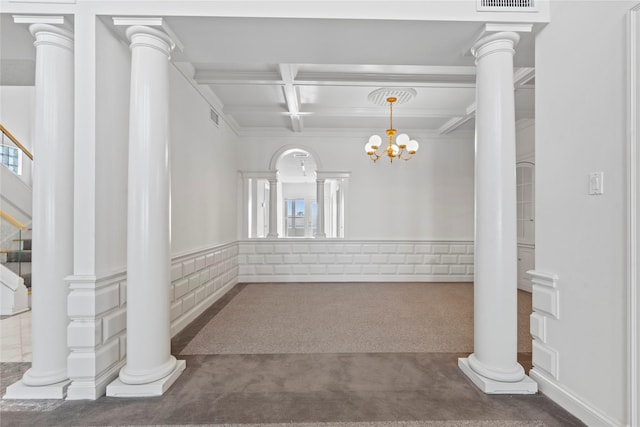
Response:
[[238, 240, 474, 282], [65, 242, 239, 400]]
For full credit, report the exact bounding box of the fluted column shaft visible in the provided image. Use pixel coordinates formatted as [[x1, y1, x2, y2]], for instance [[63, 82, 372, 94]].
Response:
[[467, 32, 524, 383], [119, 25, 176, 385], [315, 178, 326, 238], [267, 178, 278, 238], [24, 23, 74, 388]]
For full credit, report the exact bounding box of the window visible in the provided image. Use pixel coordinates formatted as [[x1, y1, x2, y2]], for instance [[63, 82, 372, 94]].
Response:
[[286, 199, 306, 237], [0, 144, 20, 174], [240, 147, 350, 239], [516, 162, 535, 245]]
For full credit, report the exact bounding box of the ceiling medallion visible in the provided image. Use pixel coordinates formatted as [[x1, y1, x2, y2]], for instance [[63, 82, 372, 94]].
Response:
[[365, 88, 419, 163]]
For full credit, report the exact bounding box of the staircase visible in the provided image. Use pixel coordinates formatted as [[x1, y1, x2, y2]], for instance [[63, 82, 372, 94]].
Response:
[[0, 223, 31, 315], [0, 124, 33, 315], [2, 231, 32, 289]]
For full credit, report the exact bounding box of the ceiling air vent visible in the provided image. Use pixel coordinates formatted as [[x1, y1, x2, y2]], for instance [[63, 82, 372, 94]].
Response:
[[477, 0, 536, 11], [210, 108, 219, 126]]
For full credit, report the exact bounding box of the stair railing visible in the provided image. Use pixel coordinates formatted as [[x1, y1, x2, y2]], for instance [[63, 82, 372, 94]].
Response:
[[0, 124, 33, 179], [0, 210, 28, 278]]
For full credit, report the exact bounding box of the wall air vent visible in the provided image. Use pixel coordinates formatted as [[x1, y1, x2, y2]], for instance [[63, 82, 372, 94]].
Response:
[[477, 0, 537, 11], [210, 108, 219, 126]]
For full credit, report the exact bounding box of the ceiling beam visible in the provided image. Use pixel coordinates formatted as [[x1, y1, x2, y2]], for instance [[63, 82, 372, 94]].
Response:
[[222, 105, 465, 119], [193, 69, 476, 89], [193, 70, 282, 85], [279, 64, 303, 132]]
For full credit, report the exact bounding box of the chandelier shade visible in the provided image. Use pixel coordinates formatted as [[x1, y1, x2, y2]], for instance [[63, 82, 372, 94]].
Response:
[[365, 93, 419, 163]]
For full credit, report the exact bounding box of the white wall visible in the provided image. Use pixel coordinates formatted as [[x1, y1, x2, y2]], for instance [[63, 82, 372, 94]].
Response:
[[95, 18, 130, 275], [0, 86, 34, 150], [516, 118, 535, 163], [237, 132, 475, 241], [0, 86, 34, 187], [534, 1, 633, 424], [94, 19, 239, 273], [169, 67, 239, 254]]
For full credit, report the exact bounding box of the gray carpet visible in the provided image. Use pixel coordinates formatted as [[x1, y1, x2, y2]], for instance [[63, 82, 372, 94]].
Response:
[[111, 422, 548, 427], [1, 283, 583, 427], [181, 282, 532, 355]]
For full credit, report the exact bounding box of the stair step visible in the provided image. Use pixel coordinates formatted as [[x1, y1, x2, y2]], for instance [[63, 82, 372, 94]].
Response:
[[11, 238, 32, 250], [22, 272, 31, 288], [2, 263, 31, 288], [5, 250, 31, 262]]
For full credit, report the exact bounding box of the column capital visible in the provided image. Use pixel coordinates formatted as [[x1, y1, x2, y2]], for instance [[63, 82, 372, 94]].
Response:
[[27, 23, 74, 52], [125, 26, 174, 58], [471, 32, 520, 62]]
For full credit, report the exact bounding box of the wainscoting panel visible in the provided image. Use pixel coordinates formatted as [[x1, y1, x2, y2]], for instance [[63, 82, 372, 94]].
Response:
[[169, 242, 239, 336], [528, 270, 561, 380], [238, 240, 474, 282], [65, 242, 239, 400], [66, 273, 127, 400]]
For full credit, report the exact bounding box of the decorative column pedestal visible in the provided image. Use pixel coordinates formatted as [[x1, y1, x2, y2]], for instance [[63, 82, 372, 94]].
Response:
[[267, 177, 279, 238], [4, 19, 74, 400], [315, 178, 327, 238], [106, 24, 184, 397], [458, 31, 537, 394]]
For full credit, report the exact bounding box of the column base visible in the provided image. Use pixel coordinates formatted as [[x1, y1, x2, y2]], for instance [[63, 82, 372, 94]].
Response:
[[106, 359, 185, 397], [3, 379, 71, 400], [458, 358, 537, 394]]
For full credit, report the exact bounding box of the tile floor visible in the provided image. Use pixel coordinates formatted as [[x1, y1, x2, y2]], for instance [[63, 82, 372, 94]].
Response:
[[0, 310, 31, 363]]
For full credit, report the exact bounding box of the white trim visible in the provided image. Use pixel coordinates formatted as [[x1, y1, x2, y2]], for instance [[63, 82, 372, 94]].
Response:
[[527, 269, 558, 288], [66, 360, 124, 400], [628, 5, 640, 427], [239, 275, 473, 283], [458, 358, 537, 394], [170, 240, 238, 262], [530, 368, 621, 427], [484, 22, 534, 33], [268, 144, 324, 171], [112, 16, 184, 52], [13, 15, 65, 24]]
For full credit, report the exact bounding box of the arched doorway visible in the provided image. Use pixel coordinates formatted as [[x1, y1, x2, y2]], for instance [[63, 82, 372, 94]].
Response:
[[275, 148, 318, 238]]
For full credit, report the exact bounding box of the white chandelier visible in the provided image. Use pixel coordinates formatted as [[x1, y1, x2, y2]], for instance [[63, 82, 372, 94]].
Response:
[[365, 89, 419, 163]]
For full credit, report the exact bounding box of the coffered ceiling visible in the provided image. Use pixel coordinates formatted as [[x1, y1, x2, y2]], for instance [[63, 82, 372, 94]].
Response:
[[1, 14, 536, 137], [165, 16, 536, 137]]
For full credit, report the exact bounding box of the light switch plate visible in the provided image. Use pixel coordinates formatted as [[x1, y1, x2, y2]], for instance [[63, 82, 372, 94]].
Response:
[[588, 172, 604, 195]]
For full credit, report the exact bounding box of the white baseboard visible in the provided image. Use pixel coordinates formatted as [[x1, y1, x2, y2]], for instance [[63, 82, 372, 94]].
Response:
[[529, 368, 622, 427], [65, 360, 124, 400], [239, 275, 473, 283]]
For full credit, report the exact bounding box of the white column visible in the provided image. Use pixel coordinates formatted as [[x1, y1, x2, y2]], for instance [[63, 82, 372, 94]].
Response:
[[315, 178, 327, 238], [250, 179, 258, 238], [458, 32, 537, 394], [106, 25, 184, 397], [4, 21, 74, 400], [267, 178, 278, 238]]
